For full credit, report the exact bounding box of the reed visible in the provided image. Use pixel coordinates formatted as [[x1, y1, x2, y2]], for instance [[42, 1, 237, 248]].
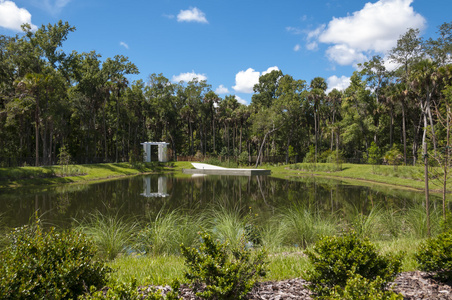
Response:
[[402, 202, 441, 238], [277, 205, 338, 248], [345, 205, 390, 240], [76, 212, 138, 260], [206, 204, 249, 249], [136, 209, 206, 255]]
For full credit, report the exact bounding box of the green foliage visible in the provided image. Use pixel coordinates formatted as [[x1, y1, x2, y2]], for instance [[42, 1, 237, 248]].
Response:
[[181, 231, 267, 300], [129, 148, 145, 169], [306, 232, 403, 297], [279, 206, 337, 248], [368, 142, 381, 166], [80, 279, 181, 300], [134, 210, 204, 255], [415, 231, 452, 280], [303, 145, 316, 163], [194, 150, 204, 161], [0, 223, 110, 299], [384, 145, 403, 169], [76, 213, 138, 260], [58, 144, 72, 166], [237, 151, 249, 166], [327, 273, 403, 300], [289, 163, 341, 173]]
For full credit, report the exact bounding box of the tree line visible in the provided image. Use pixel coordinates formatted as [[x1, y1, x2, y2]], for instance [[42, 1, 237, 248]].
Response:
[[0, 20, 451, 167]]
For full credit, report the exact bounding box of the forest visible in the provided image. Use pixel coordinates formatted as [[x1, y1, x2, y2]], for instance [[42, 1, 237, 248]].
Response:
[[0, 20, 451, 167]]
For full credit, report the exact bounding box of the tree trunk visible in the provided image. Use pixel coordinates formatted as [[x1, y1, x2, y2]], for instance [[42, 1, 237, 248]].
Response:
[[423, 111, 431, 237], [402, 102, 407, 165], [255, 127, 280, 168]]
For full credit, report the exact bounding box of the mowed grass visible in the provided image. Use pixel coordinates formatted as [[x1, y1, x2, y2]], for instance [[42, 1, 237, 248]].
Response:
[[108, 238, 420, 286], [265, 162, 452, 194], [1, 160, 448, 194], [0, 161, 194, 188]]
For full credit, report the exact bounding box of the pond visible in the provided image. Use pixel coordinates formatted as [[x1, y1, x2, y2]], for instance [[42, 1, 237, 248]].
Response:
[[0, 174, 438, 230]]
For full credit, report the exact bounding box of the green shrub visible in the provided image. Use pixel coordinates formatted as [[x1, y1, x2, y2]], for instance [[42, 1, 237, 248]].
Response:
[[80, 279, 180, 300], [303, 145, 316, 163], [384, 145, 403, 170], [327, 273, 403, 300], [0, 224, 110, 299], [181, 232, 267, 300], [237, 151, 249, 166], [415, 231, 452, 280], [305, 232, 403, 297]]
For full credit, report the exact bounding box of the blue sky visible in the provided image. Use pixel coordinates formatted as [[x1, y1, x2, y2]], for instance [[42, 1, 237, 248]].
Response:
[[0, 0, 450, 105]]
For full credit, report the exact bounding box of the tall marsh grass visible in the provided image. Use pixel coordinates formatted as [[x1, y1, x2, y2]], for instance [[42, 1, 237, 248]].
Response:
[[207, 205, 249, 248], [277, 205, 338, 248], [75, 212, 138, 260], [135, 210, 205, 255]]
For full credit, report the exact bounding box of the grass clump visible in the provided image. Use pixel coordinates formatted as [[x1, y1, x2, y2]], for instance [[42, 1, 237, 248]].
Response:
[[181, 231, 267, 300], [135, 210, 205, 255], [0, 222, 110, 299], [305, 232, 403, 298], [278, 205, 337, 248], [208, 205, 250, 249], [76, 213, 138, 260]]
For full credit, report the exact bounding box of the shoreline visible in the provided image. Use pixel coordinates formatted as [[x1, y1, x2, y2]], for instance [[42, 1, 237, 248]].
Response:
[[0, 161, 448, 197]]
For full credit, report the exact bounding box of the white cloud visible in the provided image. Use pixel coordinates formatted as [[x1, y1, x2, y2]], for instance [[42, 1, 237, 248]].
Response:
[[232, 68, 260, 93], [307, 25, 325, 41], [286, 26, 303, 35], [163, 14, 175, 19], [326, 44, 368, 66], [327, 75, 351, 93], [0, 0, 37, 31], [233, 67, 280, 93], [177, 7, 208, 23], [235, 95, 248, 106], [294, 44, 301, 52], [119, 42, 129, 49], [262, 66, 279, 75], [306, 42, 318, 51], [171, 71, 207, 83], [307, 0, 426, 66], [215, 85, 229, 94], [29, 0, 70, 15]]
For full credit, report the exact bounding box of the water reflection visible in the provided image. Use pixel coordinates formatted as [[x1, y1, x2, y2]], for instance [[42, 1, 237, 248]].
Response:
[[141, 176, 169, 198], [0, 174, 441, 229]]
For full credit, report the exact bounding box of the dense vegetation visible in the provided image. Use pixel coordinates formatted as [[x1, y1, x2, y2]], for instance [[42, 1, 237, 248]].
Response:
[[4, 215, 452, 299], [0, 21, 451, 168]]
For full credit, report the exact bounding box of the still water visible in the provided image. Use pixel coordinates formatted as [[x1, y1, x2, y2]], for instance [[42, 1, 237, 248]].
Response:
[[0, 174, 435, 229]]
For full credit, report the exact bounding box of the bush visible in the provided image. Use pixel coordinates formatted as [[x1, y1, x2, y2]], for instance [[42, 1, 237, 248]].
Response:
[[0, 223, 110, 299], [181, 231, 267, 300], [80, 279, 181, 300], [237, 151, 249, 166], [415, 231, 452, 280], [303, 145, 316, 163], [327, 273, 403, 300], [384, 145, 403, 170], [305, 232, 403, 297]]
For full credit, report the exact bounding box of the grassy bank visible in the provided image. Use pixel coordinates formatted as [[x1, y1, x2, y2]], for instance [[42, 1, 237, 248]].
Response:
[[0, 161, 194, 188], [265, 162, 452, 195], [1, 160, 447, 194]]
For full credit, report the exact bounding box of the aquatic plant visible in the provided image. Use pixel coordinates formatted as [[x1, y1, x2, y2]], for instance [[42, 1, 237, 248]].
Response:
[[278, 205, 338, 248], [76, 212, 137, 260]]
